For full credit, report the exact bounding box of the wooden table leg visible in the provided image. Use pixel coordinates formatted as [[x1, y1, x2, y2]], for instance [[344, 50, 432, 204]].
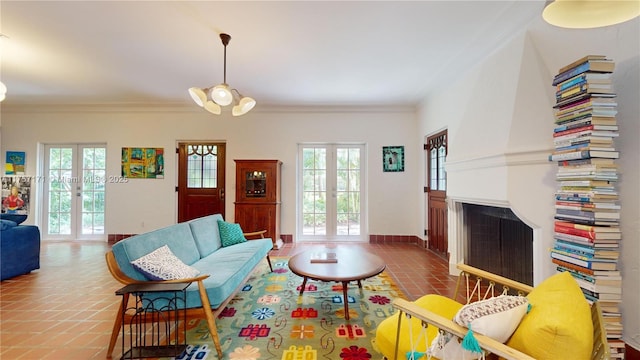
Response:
[[342, 281, 350, 320], [299, 276, 308, 295]]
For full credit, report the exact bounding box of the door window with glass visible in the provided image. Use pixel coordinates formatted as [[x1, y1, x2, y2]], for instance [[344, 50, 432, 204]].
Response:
[[298, 144, 365, 241], [43, 144, 106, 240]]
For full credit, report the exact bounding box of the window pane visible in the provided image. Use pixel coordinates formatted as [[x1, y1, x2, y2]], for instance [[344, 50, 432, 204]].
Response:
[[187, 145, 218, 188], [438, 146, 446, 191]]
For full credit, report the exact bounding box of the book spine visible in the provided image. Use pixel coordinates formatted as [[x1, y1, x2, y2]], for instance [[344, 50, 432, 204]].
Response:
[[551, 258, 595, 275], [554, 226, 596, 239], [550, 251, 592, 268], [549, 150, 590, 161], [554, 240, 595, 254], [557, 75, 587, 91], [552, 62, 591, 85], [553, 125, 597, 137]]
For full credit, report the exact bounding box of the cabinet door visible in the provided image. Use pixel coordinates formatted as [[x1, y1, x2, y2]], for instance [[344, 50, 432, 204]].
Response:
[[235, 204, 276, 240]]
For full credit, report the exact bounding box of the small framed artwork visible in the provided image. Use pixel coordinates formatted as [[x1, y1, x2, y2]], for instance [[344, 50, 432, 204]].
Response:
[[5, 151, 26, 175], [383, 146, 405, 172]]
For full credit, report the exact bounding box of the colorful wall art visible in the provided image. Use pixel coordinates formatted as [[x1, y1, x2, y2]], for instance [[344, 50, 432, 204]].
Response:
[[121, 148, 164, 179], [382, 146, 405, 172], [5, 151, 26, 175], [1, 176, 31, 214]]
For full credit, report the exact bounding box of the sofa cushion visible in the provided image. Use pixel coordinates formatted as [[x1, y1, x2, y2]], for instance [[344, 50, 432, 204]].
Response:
[[188, 214, 223, 258], [0, 214, 27, 225], [174, 237, 273, 308], [1, 219, 17, 230], [506, 271, 593, 360], [453, 295, 529, 343], [217, 220, 247, 247], [374, 294, 464, 360], [131, 245, 200, 280]]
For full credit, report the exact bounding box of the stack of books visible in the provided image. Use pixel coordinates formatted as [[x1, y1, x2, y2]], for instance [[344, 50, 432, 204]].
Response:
[[548, 55, 623, 359]]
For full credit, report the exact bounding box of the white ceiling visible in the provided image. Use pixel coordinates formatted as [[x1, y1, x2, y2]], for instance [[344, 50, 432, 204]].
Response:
[[1, 1, 546, 107]]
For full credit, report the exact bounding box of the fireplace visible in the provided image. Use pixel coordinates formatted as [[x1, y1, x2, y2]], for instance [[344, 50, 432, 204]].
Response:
[[462, 203, 533, 285]]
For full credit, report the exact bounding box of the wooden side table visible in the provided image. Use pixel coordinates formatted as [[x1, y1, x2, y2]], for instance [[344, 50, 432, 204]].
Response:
[[115, 282, 190, 359]]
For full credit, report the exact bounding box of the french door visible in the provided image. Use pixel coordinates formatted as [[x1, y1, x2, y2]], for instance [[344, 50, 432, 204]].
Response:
[[298, 144, 366, 242], [43, 144, 106, 240]]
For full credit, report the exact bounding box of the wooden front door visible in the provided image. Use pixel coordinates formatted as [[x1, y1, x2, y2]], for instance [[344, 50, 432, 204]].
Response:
[[426, 130, 448, 256], [177, 142, 226, 222]]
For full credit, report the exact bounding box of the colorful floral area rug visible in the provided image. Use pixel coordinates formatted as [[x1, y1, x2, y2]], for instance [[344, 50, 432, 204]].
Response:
[[172, 257, 406, 360]]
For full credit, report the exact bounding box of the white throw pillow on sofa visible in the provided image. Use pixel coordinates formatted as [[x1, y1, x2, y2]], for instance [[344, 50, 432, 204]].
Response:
[[453, 294, 529, 343], [131, 245, 200, 280]]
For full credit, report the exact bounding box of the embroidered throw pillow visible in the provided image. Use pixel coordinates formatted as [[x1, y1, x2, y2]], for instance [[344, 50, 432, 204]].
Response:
[[130, 245, 200, 280], [217, 220, 247, 247], [453, 295, 529, 343]]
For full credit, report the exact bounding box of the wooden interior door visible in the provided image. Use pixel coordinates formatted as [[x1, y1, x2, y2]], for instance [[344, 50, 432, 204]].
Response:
[[177, 142, 226, 222], [426, 130, 448, 256]]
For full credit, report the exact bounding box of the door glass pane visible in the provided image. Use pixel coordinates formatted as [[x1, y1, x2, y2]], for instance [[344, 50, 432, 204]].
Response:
[[187, 145, 218, 188], [430, 148, 438, 189], [336, 147, 360, 236], [438, 146, 447, 191], [429, 134, 447, 191], [48, 148, 73, 235], [81, 147, 106, 234], [302, 148, 326, 235]]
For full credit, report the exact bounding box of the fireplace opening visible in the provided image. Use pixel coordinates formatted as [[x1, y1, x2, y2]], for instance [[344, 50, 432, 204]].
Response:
[[463, 203, 533, 285]]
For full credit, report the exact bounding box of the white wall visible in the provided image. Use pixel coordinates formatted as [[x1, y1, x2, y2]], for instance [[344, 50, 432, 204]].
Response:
[[0, 105, 422, 240], [418, 16, 640, 351]]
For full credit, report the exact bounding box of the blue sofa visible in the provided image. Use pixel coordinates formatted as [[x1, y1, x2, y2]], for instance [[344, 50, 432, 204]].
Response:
[[1, 214, 41, 281], [106, 213, 273, 359]]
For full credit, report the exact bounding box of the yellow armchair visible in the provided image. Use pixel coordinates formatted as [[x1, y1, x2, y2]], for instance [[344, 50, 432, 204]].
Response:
[[374, 264, 610, 360]]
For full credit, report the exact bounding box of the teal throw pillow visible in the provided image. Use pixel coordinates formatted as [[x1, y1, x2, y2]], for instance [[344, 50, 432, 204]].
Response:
[[217, 220, 247, 247]]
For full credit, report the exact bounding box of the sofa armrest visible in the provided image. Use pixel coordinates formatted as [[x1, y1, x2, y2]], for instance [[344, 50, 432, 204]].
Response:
[[243, 230, 267, 239], [106, 250, 210, 285], [392, 298, 535, 360]]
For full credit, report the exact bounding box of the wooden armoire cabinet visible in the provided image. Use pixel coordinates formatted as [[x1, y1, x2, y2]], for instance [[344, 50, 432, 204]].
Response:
[[234, 160, 282, 249]]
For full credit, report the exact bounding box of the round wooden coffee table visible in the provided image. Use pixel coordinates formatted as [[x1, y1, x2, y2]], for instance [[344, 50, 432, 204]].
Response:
[[288, 246, 386, 320]]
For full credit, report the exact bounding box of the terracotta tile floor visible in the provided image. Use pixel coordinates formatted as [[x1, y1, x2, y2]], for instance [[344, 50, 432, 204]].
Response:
[[0, 241, 457, 359]]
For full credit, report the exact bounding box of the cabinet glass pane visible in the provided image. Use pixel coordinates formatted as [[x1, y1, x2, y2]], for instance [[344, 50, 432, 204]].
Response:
[[245, 171, 267, 198]]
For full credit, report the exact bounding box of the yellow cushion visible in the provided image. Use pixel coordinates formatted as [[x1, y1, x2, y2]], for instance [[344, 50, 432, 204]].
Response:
[[374, 294, 463, 360], [506, 271, 593, 360]]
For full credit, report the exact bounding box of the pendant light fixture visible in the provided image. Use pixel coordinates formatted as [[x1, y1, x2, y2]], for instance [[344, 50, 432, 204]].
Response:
[[189, 33, 256, 116], [542, 0, 640, 29]]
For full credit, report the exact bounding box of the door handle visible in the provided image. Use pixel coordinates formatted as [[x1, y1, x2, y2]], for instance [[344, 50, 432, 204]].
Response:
[[220, 188, 225, 201]]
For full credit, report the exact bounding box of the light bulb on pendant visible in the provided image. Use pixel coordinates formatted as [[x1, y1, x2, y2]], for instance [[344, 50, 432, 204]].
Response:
[[211, 84, 232, 106]]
